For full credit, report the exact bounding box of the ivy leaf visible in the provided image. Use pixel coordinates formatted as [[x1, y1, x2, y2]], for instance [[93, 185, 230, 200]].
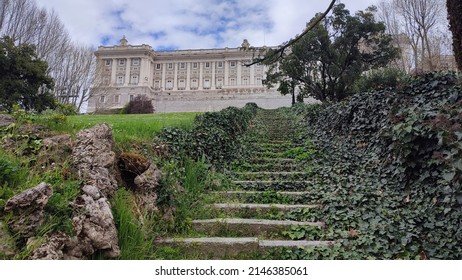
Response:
[[455, 132, 462, 141], [442, 171, 455, 182], [453, 159, 462, 171]]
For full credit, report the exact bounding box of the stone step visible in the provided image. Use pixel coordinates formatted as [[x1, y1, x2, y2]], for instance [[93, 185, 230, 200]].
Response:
[[230, 171, 312, 181], [233, 180, 315, 191], [210, 190, 325, 205], [212, 190, 312, 197], [209, 203, 320, 216], [254, 144, 298, 153], [157, 237, 334, 259], [247, 158, 297, 165], [232, 163, 305, 172], [192, 218, 324, 236]]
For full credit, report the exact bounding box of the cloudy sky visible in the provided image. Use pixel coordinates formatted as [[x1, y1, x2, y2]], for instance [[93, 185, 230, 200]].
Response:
[[34, 0, 378, 50]]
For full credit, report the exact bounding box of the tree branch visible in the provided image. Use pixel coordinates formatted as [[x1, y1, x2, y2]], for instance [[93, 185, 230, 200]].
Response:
[[244, 0, 337, 67]]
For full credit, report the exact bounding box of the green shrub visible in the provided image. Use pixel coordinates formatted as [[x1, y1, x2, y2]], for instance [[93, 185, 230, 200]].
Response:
[[157, 104, 258, 166], [121, 95, 154, 114], [54, 103, 78, 116], [354, 68, 408, 93]]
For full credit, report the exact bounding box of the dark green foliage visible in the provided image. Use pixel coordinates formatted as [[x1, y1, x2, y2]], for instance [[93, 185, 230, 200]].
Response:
[[295, 72, 462, 259], [54, 103, 78, 116], [121, 95, 154, 114], [264, 4, 399, 102], [354, 68, 408, 93], [0, 36, 55, 112], [157, 103, 258, 166]]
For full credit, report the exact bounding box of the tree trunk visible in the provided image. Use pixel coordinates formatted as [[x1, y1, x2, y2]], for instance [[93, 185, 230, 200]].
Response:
[[447, 0, 462, 71]]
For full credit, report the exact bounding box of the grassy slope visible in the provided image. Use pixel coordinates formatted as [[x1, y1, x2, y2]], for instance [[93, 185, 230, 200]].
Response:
[[50, 112, 198, 145], [1, 112, 199, 259]]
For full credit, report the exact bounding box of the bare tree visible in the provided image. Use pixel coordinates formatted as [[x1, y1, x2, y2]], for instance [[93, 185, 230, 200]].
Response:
[[53, 44, 96, 111], [377, 1, 413, 72], [381, 0, 446, 72], [0, 0, 98, 110]]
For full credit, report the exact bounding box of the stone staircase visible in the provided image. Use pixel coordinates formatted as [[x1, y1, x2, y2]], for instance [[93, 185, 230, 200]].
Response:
[[158, 109, 334, 259]]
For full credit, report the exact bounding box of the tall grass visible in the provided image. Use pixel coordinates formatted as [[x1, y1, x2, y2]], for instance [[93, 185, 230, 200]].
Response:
[[112, 188, 155, 260]]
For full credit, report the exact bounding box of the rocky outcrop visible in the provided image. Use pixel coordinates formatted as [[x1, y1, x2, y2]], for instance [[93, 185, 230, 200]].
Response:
[[67, 185, 120, 258], [31, 124, 122, 259], [30, 186, 120, 259], [29, 232, 68, 260], [4, 182, 53, 238], [72, 124, 118, 196]]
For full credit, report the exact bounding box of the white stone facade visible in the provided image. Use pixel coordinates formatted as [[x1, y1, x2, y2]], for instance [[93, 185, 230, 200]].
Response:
[[87, 38, 290, 113]]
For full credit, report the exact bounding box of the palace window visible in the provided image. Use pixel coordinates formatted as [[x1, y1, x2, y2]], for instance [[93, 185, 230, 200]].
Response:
[[99, 95, 106, 103], [117, 75, 124, 85], [217, 61, 223, 68], [105, 60, 112, 66], [132, 58, 140, 66], [242, 77, 249, 85], [168, 63, 173, 69], [156, 63, 161, 70], [256, 77, 262, 85], [154, 80, 161, 89], [191, 79, 198, 89], [102, 76, 110, 85], [118, 59, 125, 66], [178, 79, 186, 89], [130, 74, 139, 85], [229, 77, 236, 85], [192, 62, 198, 69], [180, 62, 186, 69], [204, 79, 211, 89], [130, 95, 135, 101], [114, 95, 120, 103], [216, 78, 223, 89], [230, 61, 236, 68], [205, 62, 210, 68], [166, 80, 173, 89]]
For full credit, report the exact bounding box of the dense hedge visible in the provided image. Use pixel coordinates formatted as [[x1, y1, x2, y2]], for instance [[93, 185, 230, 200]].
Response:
[[157, 103, 258, 166], [299, 72, 461, 259]]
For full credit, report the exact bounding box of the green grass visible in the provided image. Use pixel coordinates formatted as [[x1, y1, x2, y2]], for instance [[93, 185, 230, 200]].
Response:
[[41, 112, 199, 145]]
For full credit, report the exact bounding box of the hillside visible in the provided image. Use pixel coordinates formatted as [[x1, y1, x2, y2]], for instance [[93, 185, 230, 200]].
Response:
[[0, 73, 461, 259]]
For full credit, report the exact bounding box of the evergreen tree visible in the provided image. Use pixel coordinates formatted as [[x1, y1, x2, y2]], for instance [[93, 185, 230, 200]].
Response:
[[0, 36, 55, 112], [265, 4, 399, 102]]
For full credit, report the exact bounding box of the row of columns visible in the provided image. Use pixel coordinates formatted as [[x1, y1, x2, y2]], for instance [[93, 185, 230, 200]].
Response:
[[156, 60, 258, 91]]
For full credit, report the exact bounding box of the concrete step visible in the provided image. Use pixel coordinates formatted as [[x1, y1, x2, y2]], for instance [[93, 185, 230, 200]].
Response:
[[230, 171, 312, 181], [233, 180, 315, 191], [157, 237, 334, 259], [231, 163, 306, 172], [210, 203, 320, 215], [192, 218, 324, 236], [212, 190, 312, 197], [248, 158, 297, 164]]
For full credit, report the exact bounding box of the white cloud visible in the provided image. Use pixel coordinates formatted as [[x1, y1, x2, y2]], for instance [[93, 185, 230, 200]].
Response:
[[34, 0, 379, 49]]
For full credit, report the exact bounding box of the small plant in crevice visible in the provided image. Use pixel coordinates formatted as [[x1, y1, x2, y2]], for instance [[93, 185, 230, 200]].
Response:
[[154, 157, 211, 235]]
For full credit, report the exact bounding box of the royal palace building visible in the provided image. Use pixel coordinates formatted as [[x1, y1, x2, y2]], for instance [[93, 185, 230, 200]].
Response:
[[87, 37, 290, 113]]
